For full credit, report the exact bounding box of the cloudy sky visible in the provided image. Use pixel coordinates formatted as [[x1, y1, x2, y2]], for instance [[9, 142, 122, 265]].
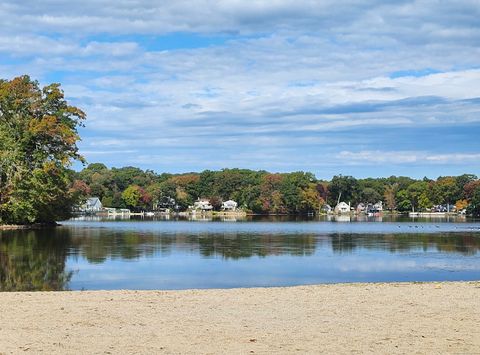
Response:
[[1, 0, 479, 178]]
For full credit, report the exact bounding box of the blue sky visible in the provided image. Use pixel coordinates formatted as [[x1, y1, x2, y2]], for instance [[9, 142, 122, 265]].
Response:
[[1, 0, 479, 179]]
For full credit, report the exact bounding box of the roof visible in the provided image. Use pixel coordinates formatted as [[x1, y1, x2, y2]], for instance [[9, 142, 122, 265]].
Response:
[[86, 197, 101, 206], [223, 200, 237, 205]]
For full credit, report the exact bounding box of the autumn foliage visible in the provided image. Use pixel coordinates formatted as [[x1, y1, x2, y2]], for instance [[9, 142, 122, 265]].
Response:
[[0, 76, 85, 224]]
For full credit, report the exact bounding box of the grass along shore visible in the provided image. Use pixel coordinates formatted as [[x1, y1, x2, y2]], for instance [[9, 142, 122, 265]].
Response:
[[0, 281, 479, 354]]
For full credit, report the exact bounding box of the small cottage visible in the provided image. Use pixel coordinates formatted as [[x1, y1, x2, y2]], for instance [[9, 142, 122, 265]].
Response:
[[373, 201, 383, 212], [322, 204, 333, 213], [193, 199, 213, 211], [334, 202, 350, 214], [221, 200, 238, 211], [367, 201, 383, 216], [81, 197, 102, 212], [356, 203, 366, 214]]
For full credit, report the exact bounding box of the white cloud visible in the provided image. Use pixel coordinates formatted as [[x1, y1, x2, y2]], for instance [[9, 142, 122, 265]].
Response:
[[0, 35, 139, 57], [337, 151, 480, 165], [1, 0, 478, 43], [0, 0, 479, 175]]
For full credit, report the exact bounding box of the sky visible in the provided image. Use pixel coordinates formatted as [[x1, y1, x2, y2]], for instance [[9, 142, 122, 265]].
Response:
[[1, 0, 479, 179]]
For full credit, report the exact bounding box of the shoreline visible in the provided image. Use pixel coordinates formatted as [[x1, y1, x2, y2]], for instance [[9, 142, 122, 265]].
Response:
[[0, 222, 60, 230], [1, 281, 478, 354]]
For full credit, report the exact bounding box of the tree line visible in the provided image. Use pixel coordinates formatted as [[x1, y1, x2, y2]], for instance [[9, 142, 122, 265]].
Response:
[[71, 163, 480, 216]]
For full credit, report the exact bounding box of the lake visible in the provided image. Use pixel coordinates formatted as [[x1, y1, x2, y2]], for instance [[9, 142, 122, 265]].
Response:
[[1, 216, 479, 291]]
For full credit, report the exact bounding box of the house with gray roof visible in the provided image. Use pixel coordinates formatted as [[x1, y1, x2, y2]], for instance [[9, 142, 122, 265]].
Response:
[[81, 197, 103, 212]]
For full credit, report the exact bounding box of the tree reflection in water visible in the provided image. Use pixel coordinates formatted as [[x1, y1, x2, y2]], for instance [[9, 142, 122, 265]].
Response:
[[0, 229, 72, 291], [66, 230, 316, 262], [330, 233, 480, 255], [1, 225, 479, 291]]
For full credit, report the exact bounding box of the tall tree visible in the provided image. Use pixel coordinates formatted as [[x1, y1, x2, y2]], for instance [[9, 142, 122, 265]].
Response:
[[384, 183, 398, 211], [0, 76, 85, 224], [456, 174, 477, 199], [467, 186, 480, 216], [328, 175, 359, 205], [300, 183, 322, 213], [360, 187, 382, 204], [122, 185, 151, 210], [406, 181, 431, 212], [430, 177, 460, 208]]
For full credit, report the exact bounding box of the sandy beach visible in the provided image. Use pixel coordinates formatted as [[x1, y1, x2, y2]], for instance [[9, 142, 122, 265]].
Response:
[[0, 282, 479, 354]]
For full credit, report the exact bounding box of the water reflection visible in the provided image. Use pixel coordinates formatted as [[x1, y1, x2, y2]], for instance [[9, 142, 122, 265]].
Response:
[[1, 221, 479, 291], [66, 230, 480, 261], [0, 229, 73, 291], [330, 233, 479, 255]]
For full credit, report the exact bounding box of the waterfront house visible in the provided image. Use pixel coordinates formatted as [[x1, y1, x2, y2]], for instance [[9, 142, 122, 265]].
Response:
[[81, 197, 102, 212], [366, 201, 383, 215], [334, 202, 350, 214], [322, 204, 333, 213], [373, 201, 383, 212], [154, 196, 176, 211], [432, 204, 456, 213], [356, 203, 366, 214], [221, 200, 238, 211], [193, 199, 213, 211]]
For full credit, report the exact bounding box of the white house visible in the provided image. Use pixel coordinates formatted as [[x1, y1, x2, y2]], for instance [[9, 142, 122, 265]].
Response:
[[373, 201, 383, 212], [366, 201, 383, 216], [221, 200, 238, 211], [334, 202, 350, 214], [81, 197, 102, 212], [193, 199, 213, 211]]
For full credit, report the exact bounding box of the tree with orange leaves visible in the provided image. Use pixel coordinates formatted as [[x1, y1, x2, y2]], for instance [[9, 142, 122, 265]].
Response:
[[0, 76, 85, 224]]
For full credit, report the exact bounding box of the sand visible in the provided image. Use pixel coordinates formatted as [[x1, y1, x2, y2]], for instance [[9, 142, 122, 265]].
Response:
[[0, 282, 479, 354]]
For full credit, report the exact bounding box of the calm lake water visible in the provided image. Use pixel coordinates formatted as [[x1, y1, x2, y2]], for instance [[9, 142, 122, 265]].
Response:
[[1, 216, 479, 291]]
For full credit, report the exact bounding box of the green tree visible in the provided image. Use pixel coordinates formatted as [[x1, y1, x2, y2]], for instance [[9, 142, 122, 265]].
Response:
[[122, 185, 142, 209], [406, 181, 430, 212], [280, 172, 315, 214], [238, 185, 262, 213], [466, 186, 480, 216], [328, 175, 359, 205], [456, 174, 477, 199], [121, 185, 151, 210], [430, 177, 460, 208], [300, 183, 322, 213], [112, 166, 149, 191], [0, 76, 85, 224], [396, 190, 412, 212], [360, 187, 381, 204]]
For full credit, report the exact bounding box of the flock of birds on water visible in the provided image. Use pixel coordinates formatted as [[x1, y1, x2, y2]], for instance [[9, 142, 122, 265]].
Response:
[[397, 225, 480, 230]]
